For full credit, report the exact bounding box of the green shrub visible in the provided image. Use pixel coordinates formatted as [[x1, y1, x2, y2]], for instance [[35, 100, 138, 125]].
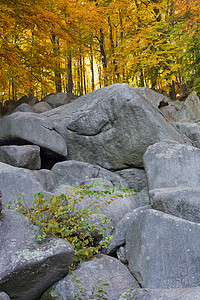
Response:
[[7, 182, 135, 268]]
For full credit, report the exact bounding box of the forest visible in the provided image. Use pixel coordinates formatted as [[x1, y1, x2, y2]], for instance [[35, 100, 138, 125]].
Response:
[[0, 0, 199, 102]]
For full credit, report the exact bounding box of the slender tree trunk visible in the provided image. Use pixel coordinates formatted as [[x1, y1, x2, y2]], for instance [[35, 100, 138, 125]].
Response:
[[51, 34, 62, 92], [89, 44, 95, 91], [83, 56, 87, 94], [79, 50, 83, 96], [99, 28, 108, 86], [67, 51, 73, 93]]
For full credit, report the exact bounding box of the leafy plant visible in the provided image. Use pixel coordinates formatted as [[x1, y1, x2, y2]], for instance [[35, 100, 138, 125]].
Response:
[[7, 182, 135, 268]]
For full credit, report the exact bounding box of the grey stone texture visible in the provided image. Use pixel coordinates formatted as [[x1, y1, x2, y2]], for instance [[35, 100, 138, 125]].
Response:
[[32, 101, 52, 113], [126, 209, 200, 289], [179, 91, 200, 122], [0, 162, 56, 207], [0, 292, 10, 300], [0, 145, 41, 169], [150, 187, 200, 223], [42, 84, 190, 169], [173, 121, 200, 148], [42, 254, 139, 300], [0, 112, 68, 159], [135, 86, 171, 109], [116, 287, 200, 300], [51, 160, 128, 188], [0, 209, 74, 300], [143, 139, 200, 190], [115, 168, 147, 192], [42, 92, 78, 108], [106, 206, 150, 254]]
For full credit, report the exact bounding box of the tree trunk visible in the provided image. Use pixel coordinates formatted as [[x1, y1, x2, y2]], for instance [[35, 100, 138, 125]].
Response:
[[89, 44, 95, 91], [67, 51, 73, 93], [99, 28, 108, 86]]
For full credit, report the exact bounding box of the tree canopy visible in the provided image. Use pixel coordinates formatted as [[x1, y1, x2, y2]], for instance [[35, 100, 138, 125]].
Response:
[[0, 0, 199, 101]]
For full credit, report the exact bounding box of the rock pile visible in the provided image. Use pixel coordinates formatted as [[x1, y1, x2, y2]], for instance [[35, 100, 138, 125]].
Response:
[[0, 84, 200, 299]]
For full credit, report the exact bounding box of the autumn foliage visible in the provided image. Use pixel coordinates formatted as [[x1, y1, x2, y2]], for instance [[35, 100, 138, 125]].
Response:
[[0, 0, 199, 101]]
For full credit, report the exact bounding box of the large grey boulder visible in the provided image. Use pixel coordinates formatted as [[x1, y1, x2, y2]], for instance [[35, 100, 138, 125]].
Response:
[[126, 209, 200, 289], [42, 92, 78, 108], [106, 206, 150, 254], [115, 168, 148, 192], [32, 102, 52, 113], [179, 91, 200, 122], [173, 122, 200, 148], [51, 160, 128, 188], [143, 140, 200, 190], [42, 84, 190, 169], [0, 162, 56, 207], [160, 105, 180, 122], [135, 86, 171, 109], [0, 145, 41, 169], [0, 209, 74, 300], [12, 103, 34, 114], [42, 254, 139, 300], [150, 187, 200, 223], [116, 287, 200, 300], [0, 112, 68, 159]]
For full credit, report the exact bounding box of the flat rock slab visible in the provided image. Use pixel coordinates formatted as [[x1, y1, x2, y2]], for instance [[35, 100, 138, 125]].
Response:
[[0, 145, 41, 169], [0, 209, 74, 300], [126, 209, 200, 289], [150, 187, 200, 223], [43, 84, 190, 169], [116, 287, 200, 300], [0, 112, 68, 158], [42, 254, 139, 300], [143, 139, 200, 190]]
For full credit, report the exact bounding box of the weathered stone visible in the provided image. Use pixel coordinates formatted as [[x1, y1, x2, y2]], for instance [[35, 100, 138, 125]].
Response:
[[0, 145, 41, 170], [160, 105, 180, 122], [116, 287, 200, 300], [126, 209, 200, 289], [12, 103, 34, 114], [42, 92, 78, 108], [150, 187, 200, 223], [0, 209, 74, 300], [179, 91, 200, 122], [143, 140, 200, 190], [0, 162, 55, 207], [135, 86, 171, 109], [42, 254, 139, 300], [116, 246, 128, 264], [115, 168, 147, 192], [0, 292, 10, 300], [32, 169, 56, 192], [106, 206, 150, 254], [173, 122, 200, 148], [32, 102, 52, 113], [0, 112, 68, 159], [135, 187, 150, 207], [0, 190, 2, 216], [51, 160, 128, 188], [42, 84, 190, 169]]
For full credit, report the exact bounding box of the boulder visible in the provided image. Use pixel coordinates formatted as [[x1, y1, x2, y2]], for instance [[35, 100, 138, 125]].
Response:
[[42, 92, 78, 109], [143, 140, 200, 190], [0, 209, 74, 300], [0, 162, 56, 207], [160, 105, 180, 122], [32, 102, 52, 113], [106, 206, 150, 254], [179, 91, 200, 122], [173, 122, 200, 148], [116, 287, 200, 300], [42, 84, 190, 169], [115, 168, 148, 192], [126, 209, 200, 289], [0, 145, 41, 170], [0, 112, 68, 159], [42, 254, 139, 300], [51, 160, 128, 188], [135, 86, 171, 109], [0, 292, 10, 300], [12, 103, 34, 114], [150, 187, 200, 223]]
